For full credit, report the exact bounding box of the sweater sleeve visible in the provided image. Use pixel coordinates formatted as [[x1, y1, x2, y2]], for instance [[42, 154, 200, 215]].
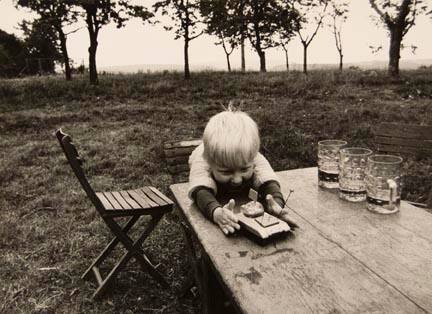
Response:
[[188, 144, 217, 199], [258, 180, 285, 209], [192, 186, 221, 221], [252, 152, 280, 187]]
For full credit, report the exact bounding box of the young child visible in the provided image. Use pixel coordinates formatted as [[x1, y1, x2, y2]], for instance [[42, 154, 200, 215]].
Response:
[[188, 107, 297, 235]]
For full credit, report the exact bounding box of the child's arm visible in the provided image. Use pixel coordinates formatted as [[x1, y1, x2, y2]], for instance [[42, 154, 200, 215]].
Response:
[[193, 188, 240, 235], [259, 180, 285, 208], [265, 194, 299, 229]]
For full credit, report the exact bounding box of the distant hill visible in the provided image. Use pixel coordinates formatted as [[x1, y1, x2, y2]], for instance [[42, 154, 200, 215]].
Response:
[[271, 59, 432, 71], [100, 58, 432, 73]]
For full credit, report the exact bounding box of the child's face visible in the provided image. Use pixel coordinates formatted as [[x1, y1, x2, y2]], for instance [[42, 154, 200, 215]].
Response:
[[212, 161, 255, 188]]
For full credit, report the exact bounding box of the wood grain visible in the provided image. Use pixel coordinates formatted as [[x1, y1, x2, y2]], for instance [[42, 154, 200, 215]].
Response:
[[279, 167, 432, 312], [170, 171, 429, 313]]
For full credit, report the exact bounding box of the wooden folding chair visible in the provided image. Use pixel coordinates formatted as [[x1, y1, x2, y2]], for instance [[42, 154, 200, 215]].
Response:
[[55, 129, 173, 299]]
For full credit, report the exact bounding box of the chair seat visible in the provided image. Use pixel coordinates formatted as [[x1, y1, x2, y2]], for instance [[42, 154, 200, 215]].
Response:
[[96, 186, 173, 217]]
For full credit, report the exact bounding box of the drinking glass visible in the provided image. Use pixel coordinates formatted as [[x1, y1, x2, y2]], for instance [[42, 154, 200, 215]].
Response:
[[317, 140, 347, 189], [365, 154, 403, 214], [338, 147, 373, 202]]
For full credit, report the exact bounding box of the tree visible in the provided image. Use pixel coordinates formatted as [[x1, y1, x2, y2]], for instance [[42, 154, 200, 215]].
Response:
[[17, 0, 78, 80], [20, 18, 62, 74], [369, 0, 428, 77], [328, 0, 349, 71], [294, 0, 329, 74], [277, 35, 291, 72], [0, 29, 26, 77], [154, 0, 203, 79], [200, 0, 239, 72], [75, 0, 153, 84], [277, 1, 302, 72], [241, 0, 300, 72]]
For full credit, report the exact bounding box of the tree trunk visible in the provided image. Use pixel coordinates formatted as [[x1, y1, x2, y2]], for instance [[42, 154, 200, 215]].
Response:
[[339, 52, 343, 71], [241, 35, 245, 72], [258, 50, 266, 72], [88, 36, 98, 84], [58, 29, 72, 81], [226, 53, 231, 72], [85, 9, 99, 85], [302, 43, 308, 74], [184, 39, 190, 79], [388, 28, 402, 77], [284, 48, 289, 72]]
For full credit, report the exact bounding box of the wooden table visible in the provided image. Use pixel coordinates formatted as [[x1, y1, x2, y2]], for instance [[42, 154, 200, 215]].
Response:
[[170, 167, 432, 313]]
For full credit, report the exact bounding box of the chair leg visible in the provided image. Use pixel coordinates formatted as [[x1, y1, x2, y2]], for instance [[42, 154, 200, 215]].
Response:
[[91, 214, 168, 298], [129, 214, 170, 288], [82, 216, 139, 281], [92, 248, 135, 298]]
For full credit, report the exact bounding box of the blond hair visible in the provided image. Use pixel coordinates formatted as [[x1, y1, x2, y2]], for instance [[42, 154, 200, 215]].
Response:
[[203, 108, 260, 169]]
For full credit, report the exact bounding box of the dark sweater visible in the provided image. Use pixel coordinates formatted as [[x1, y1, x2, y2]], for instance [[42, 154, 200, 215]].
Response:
[[192, 175, 285, 221]]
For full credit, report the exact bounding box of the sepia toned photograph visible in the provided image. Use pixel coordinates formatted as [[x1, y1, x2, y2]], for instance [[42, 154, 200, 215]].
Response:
[[1, 0, 431, 313]]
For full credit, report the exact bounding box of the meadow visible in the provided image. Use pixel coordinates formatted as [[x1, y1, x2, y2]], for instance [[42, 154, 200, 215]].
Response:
[[1, 69, 431, 313]]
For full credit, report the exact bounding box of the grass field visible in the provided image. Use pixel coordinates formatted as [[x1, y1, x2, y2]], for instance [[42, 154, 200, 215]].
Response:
[[1, 70, 431, 313]]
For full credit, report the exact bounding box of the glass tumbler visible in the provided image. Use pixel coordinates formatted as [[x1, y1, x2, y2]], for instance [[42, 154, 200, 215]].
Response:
[[365, 154, 403, 214], [338, 147, 373, 202], [318, 140, 347, 189]]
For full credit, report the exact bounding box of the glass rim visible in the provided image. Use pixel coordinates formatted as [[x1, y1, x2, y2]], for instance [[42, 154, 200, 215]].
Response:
[[318, 140, 347, 147], [368, 154, 403, 164], [340, 147, 373, 156]]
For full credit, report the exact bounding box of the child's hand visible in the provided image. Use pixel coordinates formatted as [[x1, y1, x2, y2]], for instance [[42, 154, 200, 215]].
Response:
[[213, 199, 241, 235], [266, 194, 299, 229]]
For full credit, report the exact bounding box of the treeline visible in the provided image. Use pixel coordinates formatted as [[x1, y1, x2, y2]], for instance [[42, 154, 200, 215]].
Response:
[[1, 0, 431, 84]]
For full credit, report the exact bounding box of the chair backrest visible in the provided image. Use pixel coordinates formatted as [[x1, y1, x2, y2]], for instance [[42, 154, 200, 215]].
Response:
[[375, 122, 432, 155], [375, 122, 432, 208], [55, 129, 104, 213], [163, 139, 202, 175]]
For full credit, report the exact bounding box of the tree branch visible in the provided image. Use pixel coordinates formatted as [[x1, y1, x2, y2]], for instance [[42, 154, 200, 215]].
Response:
[[189, 30, 203, 41], [65, 27, 83, 36], [369, 0, 393, 26]]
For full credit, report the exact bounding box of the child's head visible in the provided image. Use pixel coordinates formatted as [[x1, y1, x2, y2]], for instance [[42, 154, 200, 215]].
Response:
[[203, 107, 260, 186]]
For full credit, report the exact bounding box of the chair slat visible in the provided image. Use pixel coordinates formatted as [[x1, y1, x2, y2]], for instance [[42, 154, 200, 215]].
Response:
[[96, 193, 114, 210], [164, 146, 198, 158], [168, 164, 190, 175], [377, 144, 431, 155], [377, 123, 432, 140], [149, 186, 174, 205], [120, 191, 141, 209], [141, 186, 168, 206], [128, 190, 150, 208], [134, 189, 158, 207], [111, 191, 132, 210], [166, 155, 190, 166], [375, 136, 432, 151], [163, 139, 202, 149], [103, 192, 124, 209]]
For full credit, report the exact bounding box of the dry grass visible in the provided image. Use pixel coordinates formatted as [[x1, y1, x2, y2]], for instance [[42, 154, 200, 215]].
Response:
[[1, 69, 431, 313]]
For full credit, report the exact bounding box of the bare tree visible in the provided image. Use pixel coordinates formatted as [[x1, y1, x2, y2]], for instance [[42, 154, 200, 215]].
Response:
[[239, 0, 300, 72], [368, 0, 428, 76], [294, 0, 329, 74], [200, 0, 238, 72], [17, 0, 78, 80], [75, 1, 153, 84], [328, 0, 349, 71], [154, 0, 203, 79]]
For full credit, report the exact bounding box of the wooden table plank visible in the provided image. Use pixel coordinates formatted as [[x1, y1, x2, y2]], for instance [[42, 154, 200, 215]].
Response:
[[279, 167, 432, 312], [170, 180, 426, 313]]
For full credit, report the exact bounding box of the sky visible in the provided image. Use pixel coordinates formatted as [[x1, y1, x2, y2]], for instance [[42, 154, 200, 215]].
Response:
[[0, 0, 431, 70]]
